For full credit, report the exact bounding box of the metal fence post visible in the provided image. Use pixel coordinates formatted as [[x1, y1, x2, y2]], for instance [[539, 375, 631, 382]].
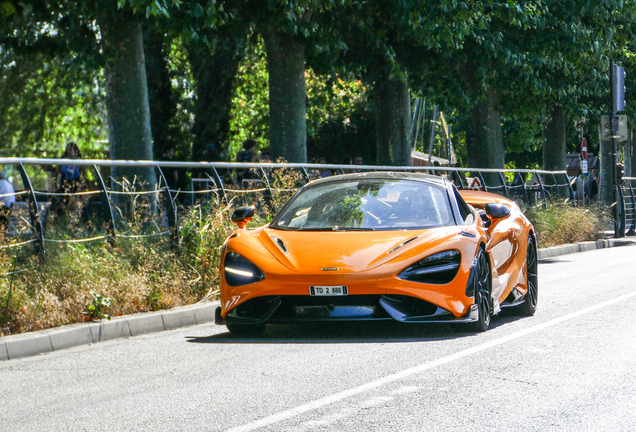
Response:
[[17, 163, 45, 257], [452, 170, 466, 189], [301, 167, 311, 183], [628, 180, 636, 235], [617, 181, 626, 237], [157, 167, 179, 246], [550, 173, 564, 200], [259, 166, 274, 212], [519, 173, 530, 204], [92, 165, 116, 245], [499, 172, 510, 198], [211, 167, 227, 203], [535, 171, 548, 206], [476, 172, 488, 192]]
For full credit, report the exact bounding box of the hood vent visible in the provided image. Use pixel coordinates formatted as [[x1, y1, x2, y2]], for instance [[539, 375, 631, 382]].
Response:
[[387, 236, 419, 255], [270, 235, 289, 254]]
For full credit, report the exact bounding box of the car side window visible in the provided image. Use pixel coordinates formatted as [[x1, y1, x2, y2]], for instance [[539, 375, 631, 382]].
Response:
[[453, 188, 475, 225]]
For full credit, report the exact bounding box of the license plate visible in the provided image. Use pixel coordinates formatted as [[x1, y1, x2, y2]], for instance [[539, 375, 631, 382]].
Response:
[[309, 286, 348, 296]]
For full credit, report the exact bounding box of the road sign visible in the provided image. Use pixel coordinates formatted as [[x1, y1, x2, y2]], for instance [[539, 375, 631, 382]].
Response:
[[581, 138, 587, 160], [601, 114, 628, 141], [581, 160, 588, 174]]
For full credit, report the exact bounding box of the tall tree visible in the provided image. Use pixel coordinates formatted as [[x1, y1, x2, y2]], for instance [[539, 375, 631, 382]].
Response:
[[542, 105, 567, 170], [144, 27, 179, 160], [313, 0, 483, 166], [261, 28, 307, 162], [374, 71, 411, 166], [237, 0, 359, 162], [97, 9, 155, 188], [188, 24, 249, 161]]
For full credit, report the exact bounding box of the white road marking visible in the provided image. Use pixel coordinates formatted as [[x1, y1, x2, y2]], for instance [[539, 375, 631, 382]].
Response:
[[390, 385, 419, 395], [226, 291, 636, 432], [299, 408, 357, 430], [357, 396, 394, 408]]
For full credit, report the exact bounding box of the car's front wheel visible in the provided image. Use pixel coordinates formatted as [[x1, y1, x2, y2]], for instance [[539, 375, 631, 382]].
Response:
[[467, 250, 492, 332], [226, 322, 266, 336]]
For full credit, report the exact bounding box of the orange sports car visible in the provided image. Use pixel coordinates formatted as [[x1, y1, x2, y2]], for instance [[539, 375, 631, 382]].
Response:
[[215, 172, 537, 335]]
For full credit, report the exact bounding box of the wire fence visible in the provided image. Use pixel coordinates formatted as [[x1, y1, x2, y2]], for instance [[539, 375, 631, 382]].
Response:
[[0, 158, 582, 259], [621, 177, 636, 235]]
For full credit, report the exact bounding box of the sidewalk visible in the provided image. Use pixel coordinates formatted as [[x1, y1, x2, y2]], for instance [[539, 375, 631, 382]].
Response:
[[2, 237, 634, 362]]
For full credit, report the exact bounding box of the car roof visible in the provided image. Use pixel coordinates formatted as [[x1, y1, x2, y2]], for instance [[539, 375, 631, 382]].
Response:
[[307, 171, 450, 187]]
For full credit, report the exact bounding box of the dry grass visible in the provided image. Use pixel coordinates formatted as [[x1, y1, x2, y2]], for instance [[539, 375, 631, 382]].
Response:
[[0, 166, 299, 336], [0, 203, 238, 336], [524, 203, 609, 248]]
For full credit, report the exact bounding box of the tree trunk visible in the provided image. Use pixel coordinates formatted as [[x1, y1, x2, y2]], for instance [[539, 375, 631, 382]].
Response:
[[98, 12, 155, 190], [469, 87, 505, 170], [461, 61, 505, 175], [143, 27, 177, 160], [189, 27, 248, 162], [543, 105, 567, 170], [262, 29, 307, 163], [374, 71, 411, 166]]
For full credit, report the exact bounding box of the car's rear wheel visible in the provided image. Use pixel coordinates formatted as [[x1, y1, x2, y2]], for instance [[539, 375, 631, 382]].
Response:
[[467, 251, 492, 332], [513, 235, 538, 316], [226, 322, 266, 336]]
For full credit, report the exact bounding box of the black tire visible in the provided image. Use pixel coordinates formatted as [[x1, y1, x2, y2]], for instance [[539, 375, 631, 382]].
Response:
[[226, 322, 266, 336], [513, 235, 538, 316], [466, 250, 492, 332]]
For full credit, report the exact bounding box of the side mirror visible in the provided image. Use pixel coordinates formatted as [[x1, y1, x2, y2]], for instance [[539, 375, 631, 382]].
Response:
[[484, 203, 510, 220], [231, 206, 255, 229]]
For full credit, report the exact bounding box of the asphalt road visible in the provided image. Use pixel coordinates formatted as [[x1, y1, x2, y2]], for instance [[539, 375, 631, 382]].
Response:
[[1, 245, 636, 432]]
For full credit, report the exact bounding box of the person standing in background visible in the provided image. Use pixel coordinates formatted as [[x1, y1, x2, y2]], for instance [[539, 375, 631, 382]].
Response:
[[0, 171, 15, 232], [585, 169, 598, 202], [52, 142, 91, 220], [54, 142, 89, 194], [236, 139, 260, 186]]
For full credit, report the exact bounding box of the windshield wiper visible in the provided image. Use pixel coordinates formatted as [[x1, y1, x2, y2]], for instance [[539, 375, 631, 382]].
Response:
[[296, 226, 375, 231], [332, 226, 375, 231]]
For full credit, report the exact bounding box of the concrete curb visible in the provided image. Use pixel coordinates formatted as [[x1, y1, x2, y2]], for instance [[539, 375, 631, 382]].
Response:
[[1, 237, 634, 362], [0, 300, 219, 362], [537, 238, 635, 260]]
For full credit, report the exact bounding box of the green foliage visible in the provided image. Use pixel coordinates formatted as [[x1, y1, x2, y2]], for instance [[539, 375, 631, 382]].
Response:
[[226, 35, 270, 158], [1, 1, 15, 17], [87, 292, 115, 320], [2, 0, 636, 172], [226, 34, 374, 162], [0, 2, 107, 156]]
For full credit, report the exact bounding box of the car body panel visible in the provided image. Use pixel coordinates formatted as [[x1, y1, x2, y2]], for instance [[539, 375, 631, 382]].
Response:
[[459, 189, 533, 311], [218, 174, 535, 327]]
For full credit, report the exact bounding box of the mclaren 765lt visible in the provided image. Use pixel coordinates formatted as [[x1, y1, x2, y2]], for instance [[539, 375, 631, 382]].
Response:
[[215, 172, 538, 335]]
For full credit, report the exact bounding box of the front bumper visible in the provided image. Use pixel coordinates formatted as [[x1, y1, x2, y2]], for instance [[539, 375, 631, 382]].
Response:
[[214, 294, 479, 326]]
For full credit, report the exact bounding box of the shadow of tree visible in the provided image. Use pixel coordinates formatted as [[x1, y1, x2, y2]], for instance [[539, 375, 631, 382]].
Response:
[[186, 314, 526, 345]]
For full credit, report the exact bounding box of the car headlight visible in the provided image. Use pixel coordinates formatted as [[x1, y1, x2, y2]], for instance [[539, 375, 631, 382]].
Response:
[[224, 252, 265, 286], [398, 250, 461, 284]]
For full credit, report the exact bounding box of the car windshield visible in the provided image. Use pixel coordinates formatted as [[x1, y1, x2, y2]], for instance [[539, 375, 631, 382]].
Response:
[[271, 178, 455, 231]]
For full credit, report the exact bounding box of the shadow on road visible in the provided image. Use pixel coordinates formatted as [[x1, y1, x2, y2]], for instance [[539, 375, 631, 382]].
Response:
[[539, 258, 571, 264], [186, 314, 527, 345]]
